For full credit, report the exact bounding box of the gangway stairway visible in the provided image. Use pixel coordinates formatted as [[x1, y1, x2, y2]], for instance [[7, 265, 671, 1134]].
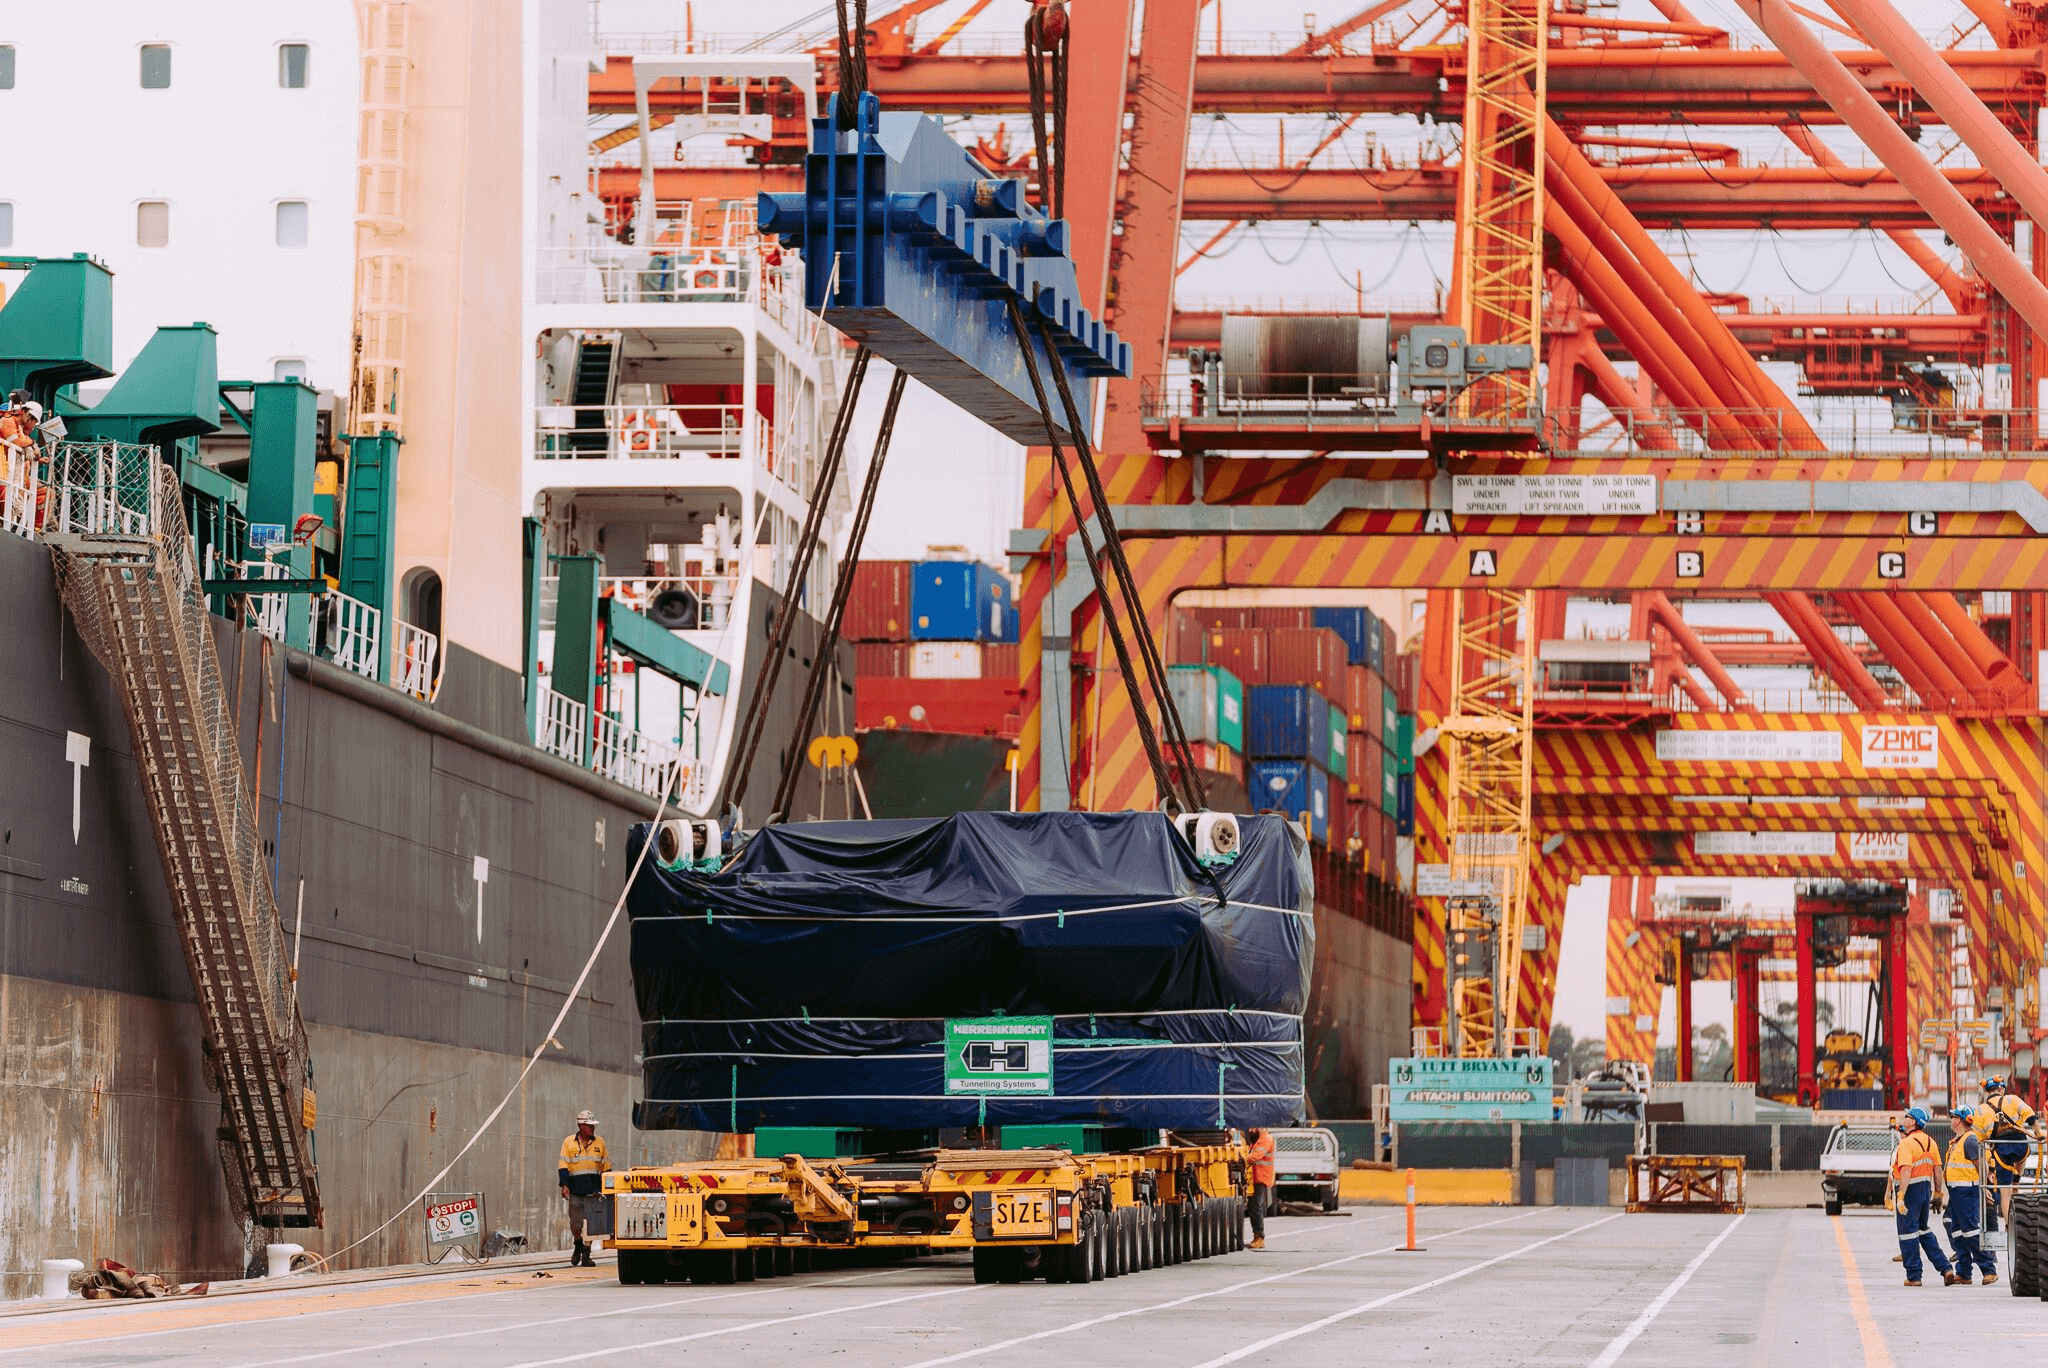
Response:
[[48, 447, 322, 1229]]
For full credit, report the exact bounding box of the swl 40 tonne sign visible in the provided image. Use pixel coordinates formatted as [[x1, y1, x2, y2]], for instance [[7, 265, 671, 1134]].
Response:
[[1860, 724, 1940, 770]]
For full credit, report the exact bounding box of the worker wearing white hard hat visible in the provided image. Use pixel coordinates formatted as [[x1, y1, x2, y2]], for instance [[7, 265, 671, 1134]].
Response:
[[558, 1109, 611, 1268]]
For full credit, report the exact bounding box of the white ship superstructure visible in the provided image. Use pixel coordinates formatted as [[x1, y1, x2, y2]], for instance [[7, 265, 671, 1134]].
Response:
[[523, 32, 847, 814]]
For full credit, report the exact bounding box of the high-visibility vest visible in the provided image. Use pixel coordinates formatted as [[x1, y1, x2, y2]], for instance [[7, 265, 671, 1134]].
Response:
[[1944, 1133, 1984, 1185], [1893, 1129, 1940, 1184], [1247, 1132, 1276, 1186]]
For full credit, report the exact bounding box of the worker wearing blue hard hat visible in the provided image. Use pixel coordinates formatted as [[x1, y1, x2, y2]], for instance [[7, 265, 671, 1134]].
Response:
[[1890, 1108, 1954, 1287], [1941, 1107, 1999, 1285], [1973, 1076, 2039, 1226]]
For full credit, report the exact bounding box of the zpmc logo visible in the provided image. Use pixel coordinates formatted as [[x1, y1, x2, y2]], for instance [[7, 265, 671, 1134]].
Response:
[[1860, 725, 1939, 770]]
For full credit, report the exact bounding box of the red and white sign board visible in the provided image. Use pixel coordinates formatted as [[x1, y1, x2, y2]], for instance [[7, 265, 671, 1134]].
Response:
[[426, 1196, 481, 1245], [1860, 724, 1940, 770]]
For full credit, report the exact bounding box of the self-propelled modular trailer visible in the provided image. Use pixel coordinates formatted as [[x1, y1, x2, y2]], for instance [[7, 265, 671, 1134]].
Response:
[[603, 809, 1315, 1285]]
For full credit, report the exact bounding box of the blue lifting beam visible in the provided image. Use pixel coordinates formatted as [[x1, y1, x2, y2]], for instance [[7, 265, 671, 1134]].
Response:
[[758, 92, 1129, 443]]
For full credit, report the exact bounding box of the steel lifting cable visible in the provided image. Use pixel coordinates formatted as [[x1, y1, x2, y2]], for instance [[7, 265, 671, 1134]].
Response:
[[1023, 307, 1210, 811], [721, 346, 874, 815], [1024, 3, 1069, 219], [1005, 299, 1201, 814], [768, 370, 910, 822], [833, 0, 871, 129]]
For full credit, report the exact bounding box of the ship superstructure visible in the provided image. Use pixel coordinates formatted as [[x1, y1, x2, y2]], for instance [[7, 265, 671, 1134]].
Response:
[[524, 47, 848, 815]]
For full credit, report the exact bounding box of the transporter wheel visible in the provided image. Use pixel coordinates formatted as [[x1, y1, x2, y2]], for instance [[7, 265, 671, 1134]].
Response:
[[1128, 1208, 1143, 1271], [1163, 1205, 1181, 1265], [734, 1248, 758, 1282], [1231, 1196, 1246, 1250], [1188, 1199, 1206, 1259], [1825, 1199, 1842, 1217], [1059, 1216, 1094, 1283], [774, 1246, 795, 1278], [616, 1249, 651, 1285], [1323, 1186, 1341, 1214], [2011, 1193, 2043, 1297], [1044, 1241, 1072, 1284], [1103, 1210, 1123, 1278], [1090, 1211, 1108, 1281]]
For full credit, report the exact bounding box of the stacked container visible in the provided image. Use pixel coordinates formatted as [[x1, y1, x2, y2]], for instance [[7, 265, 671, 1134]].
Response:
[[852, 559, 1027, 738], [1166, 663, 1247, 782]]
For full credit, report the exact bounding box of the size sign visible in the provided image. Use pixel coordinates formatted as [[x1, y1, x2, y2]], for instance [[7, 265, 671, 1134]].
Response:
[[248, 523, 290, 549], [1451, 474, 1658, 517], [944, 1017, 1053, 1096], [425, 1196, 481, 1245]]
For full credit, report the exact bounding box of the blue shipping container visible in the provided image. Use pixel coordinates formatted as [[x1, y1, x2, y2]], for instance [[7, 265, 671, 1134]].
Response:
[[1250, 760, 1330, 839], [1246, 684, 1331, 761], [911, 561, 1016, 642], [1365, 614, 1386, 675], [1396, 772, 1415, 835], [1311, 606, 1374, 667]]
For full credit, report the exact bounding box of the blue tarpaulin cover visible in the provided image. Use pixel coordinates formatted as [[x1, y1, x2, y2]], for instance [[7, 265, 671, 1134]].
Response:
[[627, 811, 1314, 1131]]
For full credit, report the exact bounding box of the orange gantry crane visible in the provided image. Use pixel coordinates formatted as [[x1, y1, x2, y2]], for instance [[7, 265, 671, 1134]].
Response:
[[605, 0, 2048, 1062]]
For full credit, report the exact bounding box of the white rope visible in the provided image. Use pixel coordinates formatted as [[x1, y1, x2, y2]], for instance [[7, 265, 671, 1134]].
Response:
[[306, 763, 678, 1271], [646, 1041, 1304, 1062], [645, 1009, 1305, 1025], [635, 895, 1314, 925]]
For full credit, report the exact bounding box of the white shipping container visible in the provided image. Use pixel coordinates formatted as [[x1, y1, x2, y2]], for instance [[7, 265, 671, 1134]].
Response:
[[1647, 1082, 1756, 1125], [909, 642, 984, 679], [1166, 668, 1222, 745]]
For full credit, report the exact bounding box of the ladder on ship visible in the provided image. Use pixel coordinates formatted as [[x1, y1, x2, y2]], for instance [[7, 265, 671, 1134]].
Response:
[[48, 446, 322, 1229]]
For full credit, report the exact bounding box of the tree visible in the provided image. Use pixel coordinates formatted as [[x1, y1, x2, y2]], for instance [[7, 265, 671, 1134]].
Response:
[[1569, 1035, 1608, 1080], [1692, 1022, 1733, 1081], [1548, 1023, 1575, 1068]]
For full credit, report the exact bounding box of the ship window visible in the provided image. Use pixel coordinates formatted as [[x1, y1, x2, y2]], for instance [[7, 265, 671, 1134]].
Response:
[[139, 44, 171, 89], [136, 200, 169, 248], [0, 203, 11, 250], [275, 200, 309, 248], [273, 358, 308, 383], [278, 43, 309, 88], [0, 46, 15, 90]]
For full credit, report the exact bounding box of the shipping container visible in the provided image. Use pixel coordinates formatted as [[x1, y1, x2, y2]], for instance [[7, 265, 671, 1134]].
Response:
[[1179, 740, 1243, 781], [1394, 713, 1415, 774], [910, 641, 984, 679], [1252, 606, 1315, 630], [856, 642, 907, 679], [1169, 609, 1207, 665], [1382, 690, 1399, 740], [983, 642, 1020, 684], [857, 676, 1025, 737], [1311, 606, 1376, 667], [1342, 664, 1371, 730], [1206, 628, 1268, 685], [1166, 663, 1246, 753], [1365, 617, 1386, 675], [1248, 759, 1330, 841], [1381, 752, 1398, 811], [1246, 684, 1330, 761], [847, 561, 913, 641], [1343, 733, 1370, 798], [1325, 705, 1348, 779], [911, 560, 1016, 642], [1330, 793, 1361, 855], [1380, 812, 1398, 873], [1266, 627, 1349, 694], [1359, 671, 1383, 738], [1396, 772, 1415, 835], [1398, 651, 1417, 711]]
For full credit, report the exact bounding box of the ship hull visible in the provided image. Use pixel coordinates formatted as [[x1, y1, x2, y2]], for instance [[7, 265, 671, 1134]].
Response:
[[0, 533, 844, 1291]]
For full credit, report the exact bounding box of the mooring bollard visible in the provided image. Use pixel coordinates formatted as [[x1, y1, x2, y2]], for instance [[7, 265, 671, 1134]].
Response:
[[266, 1243, 305, 1278], [40, 1258, 83, 1299]]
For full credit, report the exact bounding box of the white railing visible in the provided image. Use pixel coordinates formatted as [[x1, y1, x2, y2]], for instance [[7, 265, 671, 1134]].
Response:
[[322, 589, 383, 679], [601, 574, 738, 631], [240, 559, 291, 641], [536, 242, 756, 305], [3, 444, 42, 538], [533, 401, 745, 460], [394, 619, 440, 701], [538, 686, 590, 765], [591, 711, 679, 796]]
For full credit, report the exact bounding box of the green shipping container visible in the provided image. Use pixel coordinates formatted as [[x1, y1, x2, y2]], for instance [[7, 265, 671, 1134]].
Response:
[[1326, 703, 1348, 778], [1382, 692, 1399, 740], [1167, 663, 1245, 754], [1382, 756, 1398, 810], [1396, 713, 1415, 775]]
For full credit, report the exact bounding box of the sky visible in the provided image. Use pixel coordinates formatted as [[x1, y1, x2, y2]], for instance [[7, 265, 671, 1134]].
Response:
[[615, 0, 1986, 1050]]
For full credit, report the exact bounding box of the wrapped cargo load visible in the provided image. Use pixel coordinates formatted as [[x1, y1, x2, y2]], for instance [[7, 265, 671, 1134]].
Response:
[[627, 811, 1314, 1132]]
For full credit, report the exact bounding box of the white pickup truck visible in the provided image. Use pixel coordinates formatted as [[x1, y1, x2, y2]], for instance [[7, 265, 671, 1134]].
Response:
[[1820, 1122, 1896, 1216], [1269, 1127, 1343, 1212]]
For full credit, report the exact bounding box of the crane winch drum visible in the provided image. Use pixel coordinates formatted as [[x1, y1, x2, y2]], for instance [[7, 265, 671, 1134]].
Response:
[[1216, 315, 1391, 401]]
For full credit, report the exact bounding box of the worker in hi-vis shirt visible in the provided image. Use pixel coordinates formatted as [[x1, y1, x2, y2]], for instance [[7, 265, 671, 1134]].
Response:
[[558, 1109, 611, 1267]]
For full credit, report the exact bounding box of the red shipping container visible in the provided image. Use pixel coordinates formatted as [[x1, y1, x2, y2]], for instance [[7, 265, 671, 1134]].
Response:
[[1250, 606, 1315, 630], [1266, 627, 1349, 694], [857, 676, 1025, 737], [1360, 672, 1384, 738], [1206, 628, 1268, 684], [1169, 609, 1208, 665], [1343, 664, 1371, 730], [1189, 606, 1244, 630], [982, 642, 1020, 683], [1396, 651, 1417, 712], [846, 561, 912, 641], [1343, 733, 1371, 798], [856, 642, 906, 679]]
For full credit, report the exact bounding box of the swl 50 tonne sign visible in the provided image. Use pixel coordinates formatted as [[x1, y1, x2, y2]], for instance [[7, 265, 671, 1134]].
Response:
[[1860, 724, 1940, 770]]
